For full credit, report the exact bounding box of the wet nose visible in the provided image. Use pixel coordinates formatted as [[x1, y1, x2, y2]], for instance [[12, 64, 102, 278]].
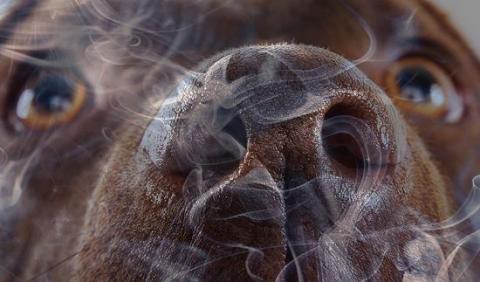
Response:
[[147, 45, 410, 280], [199, 45, 406, 173], [208, 45, 408, 275]]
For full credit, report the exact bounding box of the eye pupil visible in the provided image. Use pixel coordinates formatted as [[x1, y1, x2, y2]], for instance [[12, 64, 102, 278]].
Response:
[[12, 71, 88, 131], [32, 75, 74, 113], [395, 67, 438, 103], [386, 57, 463, 123]]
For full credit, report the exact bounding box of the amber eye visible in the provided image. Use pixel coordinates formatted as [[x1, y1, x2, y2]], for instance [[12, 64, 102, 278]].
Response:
[[9, 72, 87, 131], [385, 58, 463, 123]]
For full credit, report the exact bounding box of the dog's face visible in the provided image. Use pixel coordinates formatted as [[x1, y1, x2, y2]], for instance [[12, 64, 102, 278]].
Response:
[[1, 0, 480, 281]]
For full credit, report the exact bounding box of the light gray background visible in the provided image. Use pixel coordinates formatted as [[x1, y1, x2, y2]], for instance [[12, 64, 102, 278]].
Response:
[[434, 0, 480, 56]]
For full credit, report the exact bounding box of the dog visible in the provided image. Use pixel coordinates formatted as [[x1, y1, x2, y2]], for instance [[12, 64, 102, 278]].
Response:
[[1, 0, 480, 280]]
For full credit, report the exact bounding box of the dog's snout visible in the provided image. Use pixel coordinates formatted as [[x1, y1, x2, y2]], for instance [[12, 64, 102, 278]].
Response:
[[205, 45, 407, 171], [76, 43, 456, 281], [133, 45, 413, 280], [190, 45, 411, 279]]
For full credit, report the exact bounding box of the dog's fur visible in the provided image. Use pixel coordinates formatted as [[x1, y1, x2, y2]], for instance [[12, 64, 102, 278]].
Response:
[[1, 0, 480, 281]]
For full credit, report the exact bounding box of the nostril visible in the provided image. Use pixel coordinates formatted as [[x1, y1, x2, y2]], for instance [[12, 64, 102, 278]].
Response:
[[204, 109, 248, 172], [217, 107, 248, 151], [321, 104, 371, 172], [172, 107, 248, 178], [322, 132, 365, 170]]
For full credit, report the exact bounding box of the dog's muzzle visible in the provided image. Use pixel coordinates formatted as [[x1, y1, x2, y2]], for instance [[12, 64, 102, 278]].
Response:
[[73, 44, 455, 281], [133, 45, 424, 280]]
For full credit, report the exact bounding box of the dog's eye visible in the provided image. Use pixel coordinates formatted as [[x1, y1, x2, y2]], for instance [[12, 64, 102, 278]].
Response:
[[385, 57, 463, 123], [9, 71, 88, 132]]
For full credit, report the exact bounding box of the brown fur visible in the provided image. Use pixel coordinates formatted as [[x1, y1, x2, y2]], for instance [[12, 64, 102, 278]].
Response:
[[1, 0, 479, 281]]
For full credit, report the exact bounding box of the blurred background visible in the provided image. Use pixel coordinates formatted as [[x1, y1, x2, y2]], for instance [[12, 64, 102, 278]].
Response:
[[435, 0, 480, 57]]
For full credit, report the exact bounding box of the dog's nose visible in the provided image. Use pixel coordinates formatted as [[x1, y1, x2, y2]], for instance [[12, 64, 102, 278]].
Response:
[[144, 45, 410, 280], [193, 45, 406, 173]]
